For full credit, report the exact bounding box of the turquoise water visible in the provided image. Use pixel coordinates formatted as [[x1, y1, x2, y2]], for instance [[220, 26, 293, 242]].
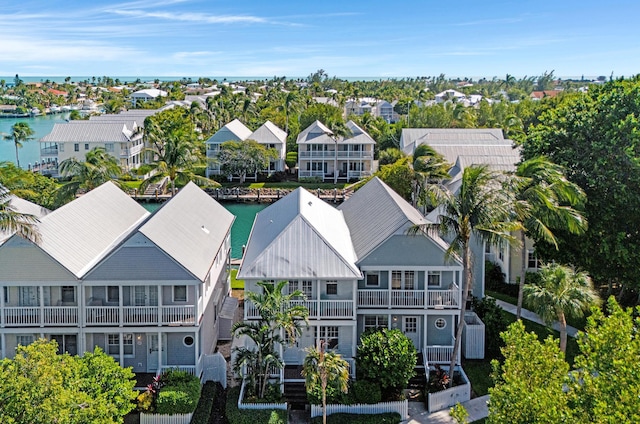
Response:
[[0, 113, 70, 168], [142, 202, 266, 259]]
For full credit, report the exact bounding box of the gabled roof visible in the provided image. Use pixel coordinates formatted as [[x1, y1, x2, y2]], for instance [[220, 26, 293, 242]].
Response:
[[138, 182, 235, 282], [206, 119, 252, 144], [131, 88, 167, 98], [250, 120, 287, 144], [339, 177, 450, 259], [296, 120, 334, 144], [238, 187, 361, 280], [30, 182, 149, 278], [41, 122, 134, 143], [0, 193, 50, 244], [340, 120, 375, 145]]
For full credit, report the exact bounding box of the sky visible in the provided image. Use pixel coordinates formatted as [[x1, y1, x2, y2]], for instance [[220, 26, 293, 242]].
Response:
[[0, 0, 638, 79]]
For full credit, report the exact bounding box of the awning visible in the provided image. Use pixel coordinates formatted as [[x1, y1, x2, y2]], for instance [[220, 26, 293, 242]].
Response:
[[219, 296, 238, 320]]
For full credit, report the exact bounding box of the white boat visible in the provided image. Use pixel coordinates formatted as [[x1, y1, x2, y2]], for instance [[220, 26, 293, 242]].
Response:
[[30, 107, 41, 116], [49, 106, 61, 113]]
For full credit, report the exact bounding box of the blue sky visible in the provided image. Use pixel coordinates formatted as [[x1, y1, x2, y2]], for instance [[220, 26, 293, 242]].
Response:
[[1, 0, 637, 79]]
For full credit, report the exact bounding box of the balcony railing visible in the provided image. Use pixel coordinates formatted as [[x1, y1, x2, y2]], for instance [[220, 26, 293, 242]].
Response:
[[425, 344, 454, 364], [40, 146, 58, 156], [245, 299, 354, 319], [3, 306, 78, 326], [298, 170, 326, 178], [358, 285, 460, 309], [85, 305, 196, 326]]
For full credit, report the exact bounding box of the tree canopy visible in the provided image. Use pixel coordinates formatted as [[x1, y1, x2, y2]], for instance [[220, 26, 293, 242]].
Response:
[[218, 139, 278, 183]]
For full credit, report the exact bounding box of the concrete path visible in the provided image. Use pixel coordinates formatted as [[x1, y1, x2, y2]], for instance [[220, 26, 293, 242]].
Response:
[[493, 298, 580, 337], [403, 395, 489, 424]]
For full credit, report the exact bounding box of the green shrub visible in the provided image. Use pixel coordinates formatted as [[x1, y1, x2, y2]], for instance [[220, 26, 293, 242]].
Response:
[[307, 380, 353, 405], [310, 412, 401, 423], [190, 381, 220, 424], [352, 380, 381, 404], [155, 370, 201, 414], [485, 261, 519, 297], [225, 386, 286, 424]]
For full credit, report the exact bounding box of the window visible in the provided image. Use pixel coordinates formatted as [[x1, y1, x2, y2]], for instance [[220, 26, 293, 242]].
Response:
[[58, 144, 64, 153], [326, 282, 338, 295], [365, 272, 379, 287], [61, 286, 75, 303], [391, 271, 402, 289], [364, 315, 388, 331], [183, 336, 194, 347], [107, 286, 119, 303], [3, 286, 7, 304], [289, 280, 312, 298], [392, 271, 415, 290], [405, 271, 415, 290], [434, 318, 447, 329], [105, 143, 114, 152], [84, 143, 89, 150], [108, 334, 133, 355], [16, 335, 34, 347], [318, 326, 339, 349], [74, 143, 79, 152], [173, 285, 187, 302], [427, 271, 441, 287], [528, 250, 541, 269]]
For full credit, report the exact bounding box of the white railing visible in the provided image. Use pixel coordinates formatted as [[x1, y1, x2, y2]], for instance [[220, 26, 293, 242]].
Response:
[[299, 151, 336, 158], [43, 306, 78, 325], [336, 151, 374, 159], [347, 170, 373, 179], [85, 306, 119, 325], [358, 287, 460, 309], [238, 379, 288, 410], [425, 345, 454, 364], [162, 305, 196, 325], [140, 413, 192, 424], [159, 365, 196, 375], [3, 307, 40, 325], [427, 285, 460, 308], [123, 306, 158, 324], [358, 290, 388, 307], [246, 300, 353, 319], [391, 290, 425, 307], [311, 400, 408, 420], [298, 170, 326, 178]]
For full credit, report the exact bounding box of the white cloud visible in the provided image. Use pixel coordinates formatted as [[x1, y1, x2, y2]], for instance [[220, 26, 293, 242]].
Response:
[[108, 9, 268, 24]]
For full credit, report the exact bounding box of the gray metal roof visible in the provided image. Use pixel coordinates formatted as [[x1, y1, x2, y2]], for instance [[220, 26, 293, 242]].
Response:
[[34, 182, 150, 277], [40, 122, 134, 143], [139, 182, 235, 282], [339, 177, 450, 260], [296, 120, 375, 145], [250, 120, 287, 144], [400, 128, 507, 154], [238, 187, 361, 280]]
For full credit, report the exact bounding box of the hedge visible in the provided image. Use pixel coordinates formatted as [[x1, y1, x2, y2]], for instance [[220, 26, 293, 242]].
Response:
[[225, 386, 286, 424], [189, 381, 221, 424], [156, 370, 201, 414]]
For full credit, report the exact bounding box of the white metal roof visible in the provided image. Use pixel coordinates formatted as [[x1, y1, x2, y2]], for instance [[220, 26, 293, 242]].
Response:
[[238, 187, 361, 280], [296, 120, 334, 144], [40, 122, 134, 143], [250, 120, 287, 144], [206, 119, 253, 145], [138, 182, 235, 282], [0, 194, 51, 244]]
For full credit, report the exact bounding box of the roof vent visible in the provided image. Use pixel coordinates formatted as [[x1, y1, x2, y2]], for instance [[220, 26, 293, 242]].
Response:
[[201, 225, 210, 234], [308, 201, 313, 206]]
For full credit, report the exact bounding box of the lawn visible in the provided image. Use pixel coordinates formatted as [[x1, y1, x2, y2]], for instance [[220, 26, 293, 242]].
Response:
[[230, 268, 244, 290]]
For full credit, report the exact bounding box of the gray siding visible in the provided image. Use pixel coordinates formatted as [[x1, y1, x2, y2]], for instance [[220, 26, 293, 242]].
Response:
[[124, 333, 148, 373], [166, 332, 196, 365], [357, 235, 452, 268], [199, 293, 219, 356], [0, 237, 76, 281], [427, 315, 454, 345]]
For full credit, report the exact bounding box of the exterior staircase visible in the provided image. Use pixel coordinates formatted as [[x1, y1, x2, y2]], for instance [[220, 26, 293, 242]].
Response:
[[285, 382, 310, 423]]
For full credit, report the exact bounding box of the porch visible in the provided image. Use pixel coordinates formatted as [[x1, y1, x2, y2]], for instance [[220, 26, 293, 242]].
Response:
[[357, 285, 460, 309], [2, 306, 78, 326], [85, 305, 196, 326]]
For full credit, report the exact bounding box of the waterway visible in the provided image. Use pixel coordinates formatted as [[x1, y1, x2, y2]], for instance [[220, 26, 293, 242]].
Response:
[[0, 113, 70, 168], [142, 202, 267, 259]]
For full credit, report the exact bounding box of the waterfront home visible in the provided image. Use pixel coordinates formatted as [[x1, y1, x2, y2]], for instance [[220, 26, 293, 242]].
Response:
[[237, 177, 471, 382], [131, 88, 168, 107], [297, 120, 376, 182], [205, 119, 287, 179], [400, 128, 534, 289], [0, 182, 235, 378]]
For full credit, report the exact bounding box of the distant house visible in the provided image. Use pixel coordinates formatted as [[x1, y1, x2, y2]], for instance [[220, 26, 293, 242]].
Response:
[[434, 90, 483, 107], [344, 97, 399, 123], [297, 120, 376, 182], [237, 177, 469, 382], [0, 182, 235, 379], [131, 88, 167, 106], [205, 119, 286, 179], [529, 90, 562, 100]]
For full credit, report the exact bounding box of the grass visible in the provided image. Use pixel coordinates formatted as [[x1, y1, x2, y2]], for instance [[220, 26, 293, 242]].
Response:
[[222, 181, 351, 189], [119, 180, 143, 190], [230, 268, 244, 290], [485, 290, 517, 305], [463, 360, 493, 397]]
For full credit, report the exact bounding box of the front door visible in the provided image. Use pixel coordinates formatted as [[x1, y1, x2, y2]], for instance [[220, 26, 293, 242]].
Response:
[[134, 286, 158, 306], [147, 334, 165, 373], [403, 316, 420, 351]]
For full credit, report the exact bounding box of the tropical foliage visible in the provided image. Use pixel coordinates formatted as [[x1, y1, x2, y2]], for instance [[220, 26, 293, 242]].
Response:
[[218, 140, 278, 183], [2, 122, 34, 168], [0, 185, 40, 242]]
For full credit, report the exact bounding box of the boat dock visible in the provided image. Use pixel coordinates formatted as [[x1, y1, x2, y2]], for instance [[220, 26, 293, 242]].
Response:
[[132, 187, 352, 204]]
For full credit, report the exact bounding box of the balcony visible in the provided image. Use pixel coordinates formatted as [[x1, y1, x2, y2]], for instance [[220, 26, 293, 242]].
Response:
[[85, 305, 196, 326], [245, 299, 354, 319], [40, 146, 58, 157], [336, 151, 373, 159], [299, 151, 336, 159], [357, 285, 460, 309], [3, 306, 78, 327]]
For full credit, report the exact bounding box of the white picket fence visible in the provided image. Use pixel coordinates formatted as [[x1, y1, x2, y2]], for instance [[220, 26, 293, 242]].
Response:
[[311, 400, 408, 420], [140, 412, 193, 424], [237, 379, 288, 410], [427, 366, 471, 413]]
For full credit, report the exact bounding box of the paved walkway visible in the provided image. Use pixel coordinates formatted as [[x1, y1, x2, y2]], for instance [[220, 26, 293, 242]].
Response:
[[493, 298, 579, 337]]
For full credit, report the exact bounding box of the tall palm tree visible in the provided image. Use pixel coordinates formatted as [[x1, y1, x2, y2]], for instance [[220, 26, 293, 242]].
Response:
[[278, 91, 300, 135], [3, 122, 34, 168], [511, 157, 587, 319], [524, 263, 600, 352], [232, 281, 309, 399], [302, 341, 349, 424], [0, 186, 40, 242], [56, 147, 123, 206], [422, 165, 518, 386]]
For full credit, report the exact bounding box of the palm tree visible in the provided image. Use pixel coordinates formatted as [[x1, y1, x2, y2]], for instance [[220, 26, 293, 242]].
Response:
[[511, 157, 587, 319], [422, 165, 518, 386], [232, 281, 309, 399], [524, 263, 600, 352], [302, 341, 349, 424], [0, 186, 40, 242], [141, 121, 218, 195], [3, 122, 34, 168], [278, 91, 300, 135], [56, 147, 123, 206]]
